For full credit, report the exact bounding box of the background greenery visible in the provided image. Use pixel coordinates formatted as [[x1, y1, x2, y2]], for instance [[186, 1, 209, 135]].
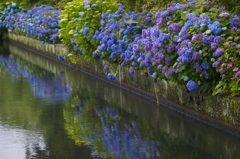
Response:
[[0, 0, 239, 14]]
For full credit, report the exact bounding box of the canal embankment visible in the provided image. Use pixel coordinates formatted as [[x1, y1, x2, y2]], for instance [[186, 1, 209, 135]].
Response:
[[6, 32, 240, 136]]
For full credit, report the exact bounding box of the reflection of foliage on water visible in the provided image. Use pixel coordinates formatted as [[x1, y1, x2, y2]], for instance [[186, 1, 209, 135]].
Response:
[[64, 91, 161, 159], [0, 53, 72, 104], [64, 88, 218, 159]]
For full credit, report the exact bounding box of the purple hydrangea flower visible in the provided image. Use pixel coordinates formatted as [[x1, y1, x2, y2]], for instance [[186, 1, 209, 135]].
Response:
[[235, 71, 240, 77], [162, 66, 168, 73], [192, 52, 201, 60], [202, 35, 214, 45], [167, 68, 177, 76], [167, 44, 176, 53], [212, 61, 219, 67], [147, 67, 153, 75], [165, 56, 171, 64], [192, 33, 202, 42], [83, 1, 92, 5], [213, 36, 222, 43], [158, 64, 163, 70], [129, 67, 134, 74], [103, 65, 109, 71], [132, 61, 137, 66], [211, 42, 217, 50], [187, 0, 197, 3], [168, 23, 181, 32], [216, 48, 224, 56]]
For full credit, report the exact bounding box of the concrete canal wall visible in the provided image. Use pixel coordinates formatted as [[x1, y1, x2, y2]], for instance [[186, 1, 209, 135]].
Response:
[[6, 33, 240, 134]]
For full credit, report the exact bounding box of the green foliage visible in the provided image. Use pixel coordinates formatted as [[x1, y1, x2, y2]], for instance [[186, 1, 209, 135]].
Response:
[[56, 0, 73, 10], [59, 0, 118, 63], [118, 0, 188, 13], [212, 0, 240, 15]]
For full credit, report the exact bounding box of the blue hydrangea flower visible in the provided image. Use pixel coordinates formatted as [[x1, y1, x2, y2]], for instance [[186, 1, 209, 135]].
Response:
[[179, 56, 192, 63], [84, 27, 90, 35], [107, 73, 116, 80], [103, 65, 109, 71], [91, 4, 98, 7], [110, 52, 116, 59], [201, 62, 210, 70], [58, 54, 64, 61], [208, 21, 222, 35], [186, 80, 198, 91]]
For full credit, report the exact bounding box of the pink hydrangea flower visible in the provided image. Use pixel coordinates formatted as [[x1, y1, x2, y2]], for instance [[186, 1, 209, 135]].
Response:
[[227, 64, 232, 68], [218, 68, 224, 72], [83, 1, 92, 6], [229, 57, 235, 61], [233, 67, 239, 71]]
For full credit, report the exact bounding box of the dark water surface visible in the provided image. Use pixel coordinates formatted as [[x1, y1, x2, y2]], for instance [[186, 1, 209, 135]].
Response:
[[0, 41, 240, 159]]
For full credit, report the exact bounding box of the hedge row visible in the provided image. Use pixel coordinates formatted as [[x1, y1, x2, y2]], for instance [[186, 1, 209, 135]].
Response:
[[0, 0, 239, 96]]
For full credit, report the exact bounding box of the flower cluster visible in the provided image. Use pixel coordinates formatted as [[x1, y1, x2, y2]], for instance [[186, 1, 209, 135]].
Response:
[[92, 5, 155, 77], [59, 0, 118, 62], [0, 2, 26, 31], [0, 3, 61, 43], [14, 5, 61, 43], [92, 1, 240, 95]]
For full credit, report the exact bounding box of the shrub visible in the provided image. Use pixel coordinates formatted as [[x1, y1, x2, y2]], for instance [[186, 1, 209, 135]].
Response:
[[14, 5, 61, 43], [92, 0, 240, 96], [0, 2, 26, 31], [59, 0, 118, 62], [91, 4, 155, 77]]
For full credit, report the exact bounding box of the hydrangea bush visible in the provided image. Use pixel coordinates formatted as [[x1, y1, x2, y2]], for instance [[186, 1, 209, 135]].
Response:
[[0, 0, 239, 96], [0, 2, 26, 31], [14, 5, 61, 43], [59, 0, 118, 62], [91, 5, 155, 76], [92, 0, 240, 96], [0, 2, 61, 43]]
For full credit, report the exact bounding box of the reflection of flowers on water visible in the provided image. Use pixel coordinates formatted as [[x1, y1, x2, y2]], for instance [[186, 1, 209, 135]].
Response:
[[0, 54, 72, 104], [29, 72, 72, 104], [74, 104, 161, 159]]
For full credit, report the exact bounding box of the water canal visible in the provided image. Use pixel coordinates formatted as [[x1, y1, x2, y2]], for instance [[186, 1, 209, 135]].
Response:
[[0, 41, 240, 159]]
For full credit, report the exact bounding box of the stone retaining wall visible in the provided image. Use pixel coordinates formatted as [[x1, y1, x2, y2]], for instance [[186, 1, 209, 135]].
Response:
[[7, 33, 240, 132]]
